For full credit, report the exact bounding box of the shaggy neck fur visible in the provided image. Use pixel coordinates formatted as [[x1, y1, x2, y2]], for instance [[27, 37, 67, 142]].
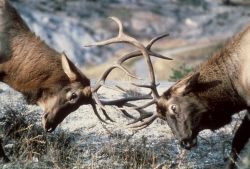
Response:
[[195, 27, 249, 114], [0, 31, 70, 103]]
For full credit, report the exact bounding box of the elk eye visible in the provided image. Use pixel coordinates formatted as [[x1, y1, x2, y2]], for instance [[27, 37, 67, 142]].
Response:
[[170, 104, 178, 114], [69, 92, 78, 102]]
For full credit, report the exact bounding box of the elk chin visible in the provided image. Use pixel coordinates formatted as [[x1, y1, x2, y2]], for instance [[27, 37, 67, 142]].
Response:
[[42, 113, 58, 132], [180, 137, 198, 150]]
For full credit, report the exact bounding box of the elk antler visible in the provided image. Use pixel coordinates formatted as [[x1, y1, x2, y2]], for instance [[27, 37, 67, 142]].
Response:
[[85, 17, 171, 123]]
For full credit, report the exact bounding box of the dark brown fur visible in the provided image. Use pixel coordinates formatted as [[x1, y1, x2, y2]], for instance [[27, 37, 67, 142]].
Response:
[[156, 24, 250, 169], [0, 0, 91, 162]]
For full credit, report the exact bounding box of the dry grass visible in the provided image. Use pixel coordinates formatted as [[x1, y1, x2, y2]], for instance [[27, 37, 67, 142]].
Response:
[[0, 107, 80, 169], [0, 95, 248, 169], [0, 106, 171, 169]]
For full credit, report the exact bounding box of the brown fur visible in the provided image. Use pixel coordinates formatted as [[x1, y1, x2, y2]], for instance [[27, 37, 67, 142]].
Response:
[[1, 32, 70, 102], [0, 0, 91, 162], [157, 24, 250, 169]]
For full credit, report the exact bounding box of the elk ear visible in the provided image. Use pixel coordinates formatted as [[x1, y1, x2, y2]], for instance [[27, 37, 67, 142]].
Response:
[[183, 72, 200, 95], [61, 53, 77, 81]]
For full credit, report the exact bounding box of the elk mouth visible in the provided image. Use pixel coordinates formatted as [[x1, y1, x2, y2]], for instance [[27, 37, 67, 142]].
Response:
[[180, 137, 197, 150], [45, 126, 55, 133], [41, 113, 57, 133]]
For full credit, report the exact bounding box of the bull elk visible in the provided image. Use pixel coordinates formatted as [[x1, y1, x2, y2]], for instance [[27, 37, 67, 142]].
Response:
[[123, 23, 250, 168], [0, 0, 171, 162]]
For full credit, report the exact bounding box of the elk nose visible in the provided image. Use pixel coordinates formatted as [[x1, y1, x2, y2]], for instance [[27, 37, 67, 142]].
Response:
[[180, 138, 197, 150], [41, 113, 53, 132]]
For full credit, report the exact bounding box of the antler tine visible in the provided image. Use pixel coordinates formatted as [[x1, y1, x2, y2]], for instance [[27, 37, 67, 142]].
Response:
[[118, 102, 153, 120], [122, 100, 157, 128], [85, 17, 167, 99], [100, 108, 115, 122], [84, 17, 134, 47], [90, 101, 109, 124], [118, 50, 172, 65], [100, 94, 152, 106], [148, 51, 172, 60], [134, 100, 157, 110], [147, 33, 169, 49], [127, 113, 158, 130], [92, 64, 138, 93], [92, 93, 107, 111], [119, 108, 137, 119], [84, 17, 171, 124]]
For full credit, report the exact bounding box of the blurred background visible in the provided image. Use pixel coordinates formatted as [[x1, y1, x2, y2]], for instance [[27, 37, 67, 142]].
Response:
[[9, 0, 250, 81]]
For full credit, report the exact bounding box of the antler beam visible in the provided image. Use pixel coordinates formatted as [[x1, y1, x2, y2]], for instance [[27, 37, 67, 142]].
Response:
[[85, 17, 171, 123]]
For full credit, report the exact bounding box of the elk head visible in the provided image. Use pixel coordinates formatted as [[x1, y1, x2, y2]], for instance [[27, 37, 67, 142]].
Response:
[[39, 53, 92, 132], [156, 73, 234, 149], [156, 73, 208, 149], [0, 0, 94, 132], [129, 69, 232, 150]]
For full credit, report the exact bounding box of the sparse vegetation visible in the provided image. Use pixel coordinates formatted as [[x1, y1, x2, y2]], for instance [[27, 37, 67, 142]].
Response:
[[0, 107, 79, 169], [0, 89, 246, 169], [168, 64, 193, 82], [0, 106, 171, 169], [95, 137, 159, 168]]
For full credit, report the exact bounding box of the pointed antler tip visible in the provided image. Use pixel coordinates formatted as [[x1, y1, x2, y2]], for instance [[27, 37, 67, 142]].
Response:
[[108, 16, 120, 21], [107, 16, 123, 32], [108, 16, 116, 19], [83, 44, 93, 47], [84, 42, 104, 47]]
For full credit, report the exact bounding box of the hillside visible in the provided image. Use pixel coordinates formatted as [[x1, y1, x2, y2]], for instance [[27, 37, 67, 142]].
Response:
[[9, 0, 250, 80]]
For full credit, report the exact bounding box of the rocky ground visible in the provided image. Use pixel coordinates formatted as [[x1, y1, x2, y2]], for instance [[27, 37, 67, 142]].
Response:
[[0, 82, 246, 169]]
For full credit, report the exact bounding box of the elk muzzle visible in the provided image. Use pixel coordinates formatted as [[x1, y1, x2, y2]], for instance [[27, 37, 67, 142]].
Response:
[[42, 112, 57, 132], [180, 137, 197, 150], [41, 102, 82, 132], [41, 86, 93, 132]]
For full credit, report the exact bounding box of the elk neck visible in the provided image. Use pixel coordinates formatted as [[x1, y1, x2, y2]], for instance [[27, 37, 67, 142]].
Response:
[[0, 31, 70, 103], [194, 29, 248, 114]]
